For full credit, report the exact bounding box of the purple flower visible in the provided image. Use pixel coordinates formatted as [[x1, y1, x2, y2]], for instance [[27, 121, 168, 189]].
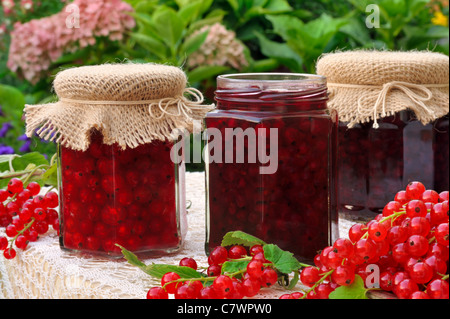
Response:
[[0, 122, 13, 138], [0, 144, 15, 155]]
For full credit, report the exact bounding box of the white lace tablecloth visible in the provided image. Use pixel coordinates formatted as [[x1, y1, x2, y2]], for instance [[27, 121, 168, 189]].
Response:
[[0, 172, 355, 299]]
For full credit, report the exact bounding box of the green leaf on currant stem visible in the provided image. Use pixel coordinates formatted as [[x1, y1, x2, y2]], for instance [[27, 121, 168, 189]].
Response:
[[118, 244, 205, 280], [263, 244, 302, 275], [221, 230, 267, 248], [221, 260, 251, 276], [328, 275, 369, 299], [144, 264, 205, 280]]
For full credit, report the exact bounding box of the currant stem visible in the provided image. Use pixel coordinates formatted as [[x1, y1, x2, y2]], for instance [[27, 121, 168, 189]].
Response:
[[300, 269, 334, 299], [8, 217, 36, 250]]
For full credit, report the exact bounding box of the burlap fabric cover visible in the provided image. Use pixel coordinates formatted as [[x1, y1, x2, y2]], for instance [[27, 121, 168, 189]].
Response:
[[24, 63, 214, 150], [316, 51, 449, 128]]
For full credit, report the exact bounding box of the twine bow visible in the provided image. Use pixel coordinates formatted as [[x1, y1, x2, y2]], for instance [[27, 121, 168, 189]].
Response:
[[328, 81, 448, 129], [148, 87, 214, 120], [359, 81, 436, 129]]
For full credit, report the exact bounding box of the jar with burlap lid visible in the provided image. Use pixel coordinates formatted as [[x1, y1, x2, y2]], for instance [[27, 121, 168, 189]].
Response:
[[24, 63, 214, 257], [316, 51, 449, 219]]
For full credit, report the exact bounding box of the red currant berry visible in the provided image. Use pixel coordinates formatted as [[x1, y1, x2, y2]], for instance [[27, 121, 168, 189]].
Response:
[[7, 178, 24, 194], [439, 191, 449, 202], [420, 190, 440, 204], [0, 189, 9, 202], [354, 238, 377, 261], [228, 245, 247, 259], [44, 191, 59, 208], [405, 181, 426, 200], [406, 235, 429, 257], [406, 200, 428, 218], [246, 260, 265, 278], [407, 217, 431, 237], [213, 275, 233, 298], [382, 201, 402, 217], [300, 266, 320, 287], [250, 244, 264, 256], [435, 222, 449, 246], [175, 284, 198, 299], [408, 262, 433, 284], [161, 272, 181, 294], [241, 277, 261, 298], [3, 247, 16, 259], [410, 291, 430, 299], [0, 236, 8, 250], [147, 287, 169, 299], [15, 235, 29, 250], [5, 224, 17, 237], [427, 279, 449, 299], [331, 265, 355, 286], [368, 221, 388, 243], [394, 279, 418, 299], [26, 182, 41, 196], [261, 268, 278, 287], [348, 223, 367, 243], [208, 246, 228, 265], [207, 264, 221, 277], [394, 191, 408, 205], [387, 225, 408, 245], [179, 257, 198, 270], [198, 286, 217, 299], [332, 238, 354, 259]]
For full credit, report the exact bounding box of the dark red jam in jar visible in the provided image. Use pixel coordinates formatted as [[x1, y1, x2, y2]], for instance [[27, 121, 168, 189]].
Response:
[[205, 73, 339, 262], [339, 112, 449, 218], [58, 130, 186, 257]]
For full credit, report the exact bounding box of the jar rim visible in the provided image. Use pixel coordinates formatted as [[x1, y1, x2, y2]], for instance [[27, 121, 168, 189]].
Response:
[[217, 73, 326, 88]]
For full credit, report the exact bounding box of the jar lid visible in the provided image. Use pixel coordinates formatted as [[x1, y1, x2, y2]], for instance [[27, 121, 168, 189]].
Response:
[[24, 63, 214, 150], [316, 51, 449, 128]]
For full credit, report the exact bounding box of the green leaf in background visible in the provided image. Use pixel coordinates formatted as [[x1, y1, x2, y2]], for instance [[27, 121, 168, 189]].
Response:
[[329, 275, 369, 299], [187, 65, 230, 84], [255, 31, 304, 72], [221, 230, 267, 248], [263, 244, 302, 275], [0, 152, 51, 189]]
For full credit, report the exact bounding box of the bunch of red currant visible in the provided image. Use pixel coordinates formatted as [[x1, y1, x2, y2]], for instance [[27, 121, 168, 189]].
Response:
[[146, 244, 279, 299], [281, 182, 449, 299], [0, 178, 59, 259]]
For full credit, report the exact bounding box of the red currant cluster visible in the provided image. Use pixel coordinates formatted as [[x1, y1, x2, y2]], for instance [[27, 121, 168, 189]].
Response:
[[281, 182, 449, 299], [146, 244, 279, 299], [0, 178, 59, 259]]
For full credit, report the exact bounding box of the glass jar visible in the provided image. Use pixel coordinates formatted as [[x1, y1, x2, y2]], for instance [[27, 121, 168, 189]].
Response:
[[58, 129, 187, 257], [205, 73, 339, 262], [339, 112, 449, 218]]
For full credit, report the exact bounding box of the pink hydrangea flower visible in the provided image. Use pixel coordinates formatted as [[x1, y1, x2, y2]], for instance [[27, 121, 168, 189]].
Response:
[[188, 23, 248, 71], [7, 0, 136, 84]]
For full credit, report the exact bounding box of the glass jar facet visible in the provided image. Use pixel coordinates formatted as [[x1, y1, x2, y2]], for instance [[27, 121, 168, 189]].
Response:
[[205, 73, 338, 263], [58, 130, 186, 257], [338, 111, 449, 218]]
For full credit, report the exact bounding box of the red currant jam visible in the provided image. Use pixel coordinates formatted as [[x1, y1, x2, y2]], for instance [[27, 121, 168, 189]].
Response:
[[58, 130, 186, 257], [205, 74, 339, 263], [339, 112, 449, 218]]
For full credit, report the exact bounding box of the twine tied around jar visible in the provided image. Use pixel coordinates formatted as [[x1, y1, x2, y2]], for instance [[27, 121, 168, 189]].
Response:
[[23, 63, 215, 151], [327, 81, 449, 128], [56, 87, 212, 121], [316, 50, 450, 128]]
